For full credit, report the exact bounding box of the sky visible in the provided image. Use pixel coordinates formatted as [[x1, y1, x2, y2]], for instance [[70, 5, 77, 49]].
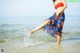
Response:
[[0, 0, 80, 17], [0, 0, 80, 24]]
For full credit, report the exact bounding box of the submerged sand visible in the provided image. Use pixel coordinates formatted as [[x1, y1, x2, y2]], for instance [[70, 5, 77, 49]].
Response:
[[0, 39, 80, 53]]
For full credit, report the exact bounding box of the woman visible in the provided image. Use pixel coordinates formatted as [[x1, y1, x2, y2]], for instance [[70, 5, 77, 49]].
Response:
[[27, 0, 67, 45]]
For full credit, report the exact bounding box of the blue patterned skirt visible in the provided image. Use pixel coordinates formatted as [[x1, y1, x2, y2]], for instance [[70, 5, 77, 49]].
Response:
[[43, 13, 65, 37]]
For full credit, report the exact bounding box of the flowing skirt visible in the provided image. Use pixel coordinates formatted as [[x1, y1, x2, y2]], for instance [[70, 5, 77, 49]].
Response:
[[43, 13, 65, 37]]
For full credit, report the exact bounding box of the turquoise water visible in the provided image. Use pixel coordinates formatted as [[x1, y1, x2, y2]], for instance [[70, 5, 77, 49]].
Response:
[[0, 15, 80, 53], [0, 15, 80, 43]]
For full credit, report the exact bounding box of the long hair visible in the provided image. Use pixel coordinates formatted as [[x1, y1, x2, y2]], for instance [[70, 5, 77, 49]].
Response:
[[53, 0, 56, 2]]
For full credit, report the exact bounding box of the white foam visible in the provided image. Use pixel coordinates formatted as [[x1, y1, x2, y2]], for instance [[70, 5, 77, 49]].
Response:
[[24, 30, 44, 47], [24, 30, 33, 45]]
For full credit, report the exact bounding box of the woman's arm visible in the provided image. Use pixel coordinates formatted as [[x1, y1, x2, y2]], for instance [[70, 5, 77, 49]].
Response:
[[56, 0, 67, 16]]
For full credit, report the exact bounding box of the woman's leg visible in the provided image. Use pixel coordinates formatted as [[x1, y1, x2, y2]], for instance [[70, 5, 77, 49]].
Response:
[[56, 35, 61, 45], [28, 20, 50, 35], [56, 20, 64, 45]]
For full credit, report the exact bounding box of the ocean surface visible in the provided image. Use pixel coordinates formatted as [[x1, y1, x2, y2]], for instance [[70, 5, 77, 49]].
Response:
[[0, 15, 80, 53]]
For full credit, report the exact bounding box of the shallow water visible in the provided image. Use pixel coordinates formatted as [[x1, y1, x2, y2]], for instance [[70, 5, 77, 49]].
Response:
[[0, 15, 80, 53]]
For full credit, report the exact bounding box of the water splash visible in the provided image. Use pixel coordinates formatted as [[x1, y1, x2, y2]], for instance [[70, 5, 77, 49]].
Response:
[[23, 29, 44, 47], [24, 30, 33, 46]]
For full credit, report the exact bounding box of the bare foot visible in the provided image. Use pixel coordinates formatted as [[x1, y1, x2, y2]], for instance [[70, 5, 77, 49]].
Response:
[[28, 31, 33, 36], [24, 29, 33, 36], [58, 44, 61, 48]]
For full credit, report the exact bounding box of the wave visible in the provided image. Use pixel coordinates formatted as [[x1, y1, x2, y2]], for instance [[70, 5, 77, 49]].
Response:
[[0, 24, 80, 44], [62, 31, 80, 35], [0, 39, 6, 43]]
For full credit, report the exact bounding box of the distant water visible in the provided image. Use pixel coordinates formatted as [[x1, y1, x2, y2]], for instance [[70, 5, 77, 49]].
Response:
[[0, 15, 80, 53]]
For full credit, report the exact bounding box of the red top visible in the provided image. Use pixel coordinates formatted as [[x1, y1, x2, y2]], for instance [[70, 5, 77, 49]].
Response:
[[55, 3, 64, 9]]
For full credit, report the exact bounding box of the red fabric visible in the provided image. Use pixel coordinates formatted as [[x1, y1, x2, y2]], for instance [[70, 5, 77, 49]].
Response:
[[55, 3, 64, 9]]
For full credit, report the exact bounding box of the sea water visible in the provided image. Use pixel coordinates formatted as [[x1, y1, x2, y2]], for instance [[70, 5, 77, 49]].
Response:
[[0, 15, 80, 43], [0, 15, 80, 53]]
